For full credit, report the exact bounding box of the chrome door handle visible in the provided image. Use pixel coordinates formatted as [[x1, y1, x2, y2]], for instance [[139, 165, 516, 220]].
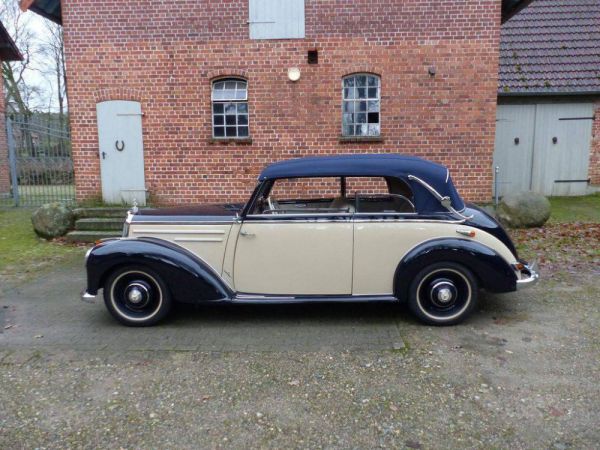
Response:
[[240, 230, 255, 237]]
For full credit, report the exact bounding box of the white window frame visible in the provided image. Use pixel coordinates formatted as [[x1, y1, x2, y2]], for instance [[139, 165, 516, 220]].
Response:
[[341, 74, 381, 137], [211, 78, 249, 139]]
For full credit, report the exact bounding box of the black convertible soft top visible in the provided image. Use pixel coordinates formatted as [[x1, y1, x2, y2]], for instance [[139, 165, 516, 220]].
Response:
[[259, 154, 465, 214]]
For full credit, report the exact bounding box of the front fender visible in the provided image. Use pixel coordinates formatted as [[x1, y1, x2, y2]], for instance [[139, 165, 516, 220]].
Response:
[[393, 238, 517, 300], [85, 237, 234, 303]]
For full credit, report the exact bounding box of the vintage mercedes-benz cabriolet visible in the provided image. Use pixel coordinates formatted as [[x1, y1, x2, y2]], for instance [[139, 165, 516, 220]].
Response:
[[82, 154, 538, 326]]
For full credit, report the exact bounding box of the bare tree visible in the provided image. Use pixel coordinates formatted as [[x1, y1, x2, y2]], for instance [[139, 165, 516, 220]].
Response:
[[39, 20, 67, 129], [0, 0, 43, 115]]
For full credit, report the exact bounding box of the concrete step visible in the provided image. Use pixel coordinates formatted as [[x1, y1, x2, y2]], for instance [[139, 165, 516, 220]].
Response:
[[73, 207, 129, 219], [65, 230, 121, 243], [75, 218, 124, 231]]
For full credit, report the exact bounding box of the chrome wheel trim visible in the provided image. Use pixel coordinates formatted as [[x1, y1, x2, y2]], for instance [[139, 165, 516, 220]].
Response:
[[415, 268, 472, 321], [109, 270, 163, 322]]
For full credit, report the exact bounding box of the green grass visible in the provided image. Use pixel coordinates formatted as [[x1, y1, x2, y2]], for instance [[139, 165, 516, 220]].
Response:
[[548, 193, 600, 223], [0, 208, 84, 286]]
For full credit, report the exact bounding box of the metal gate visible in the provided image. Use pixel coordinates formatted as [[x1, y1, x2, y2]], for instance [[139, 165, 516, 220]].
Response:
[[2, 114, 74, 207]]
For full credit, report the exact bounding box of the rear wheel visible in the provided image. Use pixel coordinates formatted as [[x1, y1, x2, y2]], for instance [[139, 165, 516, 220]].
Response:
[[408, 262, 478, 326], [103, 265, 172, 326]]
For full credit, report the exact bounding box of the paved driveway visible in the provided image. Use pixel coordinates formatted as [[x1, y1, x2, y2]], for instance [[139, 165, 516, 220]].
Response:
[[0, 256, 404, 353]]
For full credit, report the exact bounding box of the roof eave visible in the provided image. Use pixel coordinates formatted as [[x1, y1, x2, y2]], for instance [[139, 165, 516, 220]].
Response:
[[499, 90, 600, 97]]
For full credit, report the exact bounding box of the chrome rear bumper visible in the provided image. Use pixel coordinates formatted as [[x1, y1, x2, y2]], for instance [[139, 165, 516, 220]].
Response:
[[81, 290, 97, 303], [516, 261, 539, 290]]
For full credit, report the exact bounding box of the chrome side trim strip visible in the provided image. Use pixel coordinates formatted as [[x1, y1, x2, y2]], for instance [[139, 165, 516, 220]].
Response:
[[173, 237, 223, 243], [233, 294, 398, 303], [132, 229, 226, 234]]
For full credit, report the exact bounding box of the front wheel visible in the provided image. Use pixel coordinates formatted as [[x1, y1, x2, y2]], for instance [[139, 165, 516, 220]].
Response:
[[408, 262, 478, 326], [103, 265, 172, 326]]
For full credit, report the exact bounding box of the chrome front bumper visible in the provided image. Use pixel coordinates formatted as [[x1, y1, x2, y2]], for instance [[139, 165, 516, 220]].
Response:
[[516, 261, 539, 290], [81, 290, 97, 303]]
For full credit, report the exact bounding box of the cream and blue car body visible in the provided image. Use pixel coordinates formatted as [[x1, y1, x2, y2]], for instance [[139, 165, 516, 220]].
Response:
[[82, 154, 538, 326]]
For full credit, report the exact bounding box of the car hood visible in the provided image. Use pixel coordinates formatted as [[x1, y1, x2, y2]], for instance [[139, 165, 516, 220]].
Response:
[[132, 203, 244, 221]]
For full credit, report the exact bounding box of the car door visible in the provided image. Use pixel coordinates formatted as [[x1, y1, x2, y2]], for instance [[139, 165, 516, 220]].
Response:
[[232, 177, 353, 296]]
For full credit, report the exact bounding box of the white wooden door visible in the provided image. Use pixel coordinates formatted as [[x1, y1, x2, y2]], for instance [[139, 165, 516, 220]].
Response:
[[96, 101, 146, 205], [531, 103, 594, 196], [493, 105, 536, 197], [494, 103, 594, 196]]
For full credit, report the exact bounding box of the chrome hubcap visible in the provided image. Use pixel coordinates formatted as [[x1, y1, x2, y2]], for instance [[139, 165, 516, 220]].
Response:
[[128, 287, 143, 304], [437, 287, 453, 303]]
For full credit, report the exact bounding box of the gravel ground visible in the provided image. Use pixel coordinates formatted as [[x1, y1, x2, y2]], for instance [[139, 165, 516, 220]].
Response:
[[1, 223, 599, 449], [1, 266, 598, 449]]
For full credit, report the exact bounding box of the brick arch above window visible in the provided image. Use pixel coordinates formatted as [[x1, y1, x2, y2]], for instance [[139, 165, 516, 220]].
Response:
[[92, 87, 145, 104], [206, 69, 249, 82]]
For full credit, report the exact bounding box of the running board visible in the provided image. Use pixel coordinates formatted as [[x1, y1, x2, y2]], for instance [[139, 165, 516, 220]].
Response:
[[232, 294, 398, 304]]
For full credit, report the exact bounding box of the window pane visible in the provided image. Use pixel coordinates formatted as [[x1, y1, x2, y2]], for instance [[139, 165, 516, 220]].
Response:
[[356, 76, 367, 87], [213, 103, 224, 114], [225, 115, 236, 125], [236, 81, 247, 90], [357, 101, 367, 112], [238, 126, 249, 137], [235, 90, 246, 100], [225, 103, 236, 114], [356, 113, 367, 124], [342, 113, 353, 125], [214, 81, 225, 90], [367, 100, 379, 112], [367, 112, 379, 124], [212, 90, 224, 101], [214, 115, 224, 125], [367, 76, 378, 87], [368, 88, 378, 99], [222, 90, 236, 100], [238, 114, 248, 125], [368, 124, 380, 136], [356, 88, 366, 99], [343, 77, 355, 88], [214, 126, 225, 137], [343, 124, 354, 136], [343, 101, 354, 113], [343, 88, 354, 100], [225, 81, 236, 90], [356, 124, 368, 135], [237, 103, 248, 113], [226, 126, 237, 137]]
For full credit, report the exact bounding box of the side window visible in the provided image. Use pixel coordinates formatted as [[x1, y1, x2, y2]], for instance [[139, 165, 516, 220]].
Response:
[[212, 78, 249, 138], [346, 177, 415, 214], [249, 0, 305, 40], [251, 177, 350, 215], [342, 74, 380, 137]]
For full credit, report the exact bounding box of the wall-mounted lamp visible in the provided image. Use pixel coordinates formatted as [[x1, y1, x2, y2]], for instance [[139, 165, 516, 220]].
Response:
[[288, 67, 301, 82]]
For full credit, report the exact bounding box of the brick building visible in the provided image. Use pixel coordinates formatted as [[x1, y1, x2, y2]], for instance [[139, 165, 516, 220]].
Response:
[[22, 0, 530, 205], [0, 22, 21, 197]]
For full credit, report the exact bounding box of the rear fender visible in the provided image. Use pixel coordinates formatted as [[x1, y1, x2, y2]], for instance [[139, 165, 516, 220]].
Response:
[[85, 237, 233, 303], [393, 238, 517, 300]]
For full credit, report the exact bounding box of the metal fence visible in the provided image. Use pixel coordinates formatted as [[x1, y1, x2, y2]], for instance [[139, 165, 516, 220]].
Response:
[[1, 114, 74, 207]]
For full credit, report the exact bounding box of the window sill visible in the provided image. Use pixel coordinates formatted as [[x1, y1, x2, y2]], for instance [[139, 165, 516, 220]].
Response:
[[339, 135, 384, 144], [209, 137, 253, 145]]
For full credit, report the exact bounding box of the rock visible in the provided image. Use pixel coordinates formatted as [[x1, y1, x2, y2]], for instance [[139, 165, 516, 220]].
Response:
[[31, 202, 74, 239], [497, 191, 551, 228]]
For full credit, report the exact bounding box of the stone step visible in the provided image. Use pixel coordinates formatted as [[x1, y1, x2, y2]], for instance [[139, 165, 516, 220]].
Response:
[[65, 230, 121, 243], [75, 218, 124, 231], [73, 207, 130, 219]]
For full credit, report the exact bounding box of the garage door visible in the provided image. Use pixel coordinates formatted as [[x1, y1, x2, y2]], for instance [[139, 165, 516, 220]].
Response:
[[493, 103, 594, 196]]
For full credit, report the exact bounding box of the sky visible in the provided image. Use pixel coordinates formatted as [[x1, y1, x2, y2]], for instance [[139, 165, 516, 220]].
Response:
[[3, 5, 63, 112]]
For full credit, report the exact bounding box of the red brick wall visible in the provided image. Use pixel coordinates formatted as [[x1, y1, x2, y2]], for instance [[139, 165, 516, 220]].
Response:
[[0, 90, 10, 195], [590, 100, 600, 186], [62, 0, 501, 205]]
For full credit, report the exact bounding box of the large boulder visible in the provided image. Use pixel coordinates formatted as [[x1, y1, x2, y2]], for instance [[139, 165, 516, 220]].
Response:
[[497, 191, 551, 228], [31, 202, 75, 239]]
